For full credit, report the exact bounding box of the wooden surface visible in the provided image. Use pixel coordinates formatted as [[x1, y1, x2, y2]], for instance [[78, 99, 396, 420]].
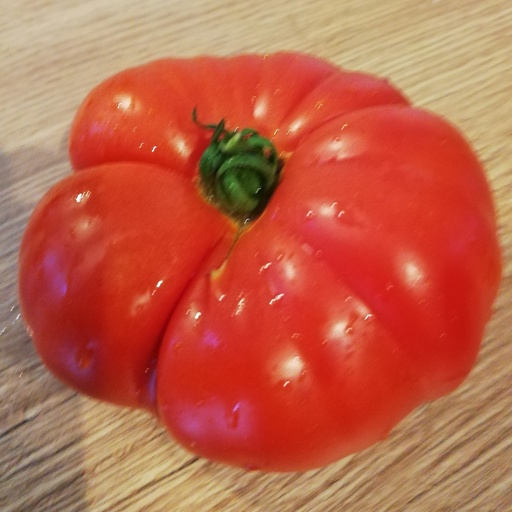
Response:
[[1, 1, 511, 510]]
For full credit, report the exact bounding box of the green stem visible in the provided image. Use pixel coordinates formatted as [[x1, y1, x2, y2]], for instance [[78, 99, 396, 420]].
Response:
[[193, 109, 281, 223]]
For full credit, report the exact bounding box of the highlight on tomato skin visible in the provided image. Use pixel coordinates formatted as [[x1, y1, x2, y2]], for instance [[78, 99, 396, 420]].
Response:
[[18, 52, 501, 472]]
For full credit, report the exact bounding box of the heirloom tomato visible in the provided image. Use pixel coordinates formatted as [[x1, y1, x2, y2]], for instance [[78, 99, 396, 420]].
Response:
[[18, 52, 501, 471]]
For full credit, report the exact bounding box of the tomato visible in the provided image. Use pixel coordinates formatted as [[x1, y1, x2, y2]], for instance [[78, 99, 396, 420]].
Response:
[[18, 52, 501, 471]]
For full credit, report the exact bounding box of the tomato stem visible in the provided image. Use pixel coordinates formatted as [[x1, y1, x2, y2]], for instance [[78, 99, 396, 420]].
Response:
[[193, 109, 281, 223]]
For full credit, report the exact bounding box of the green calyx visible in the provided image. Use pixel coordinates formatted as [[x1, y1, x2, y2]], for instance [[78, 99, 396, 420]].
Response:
[[193, 109, 281, 223]]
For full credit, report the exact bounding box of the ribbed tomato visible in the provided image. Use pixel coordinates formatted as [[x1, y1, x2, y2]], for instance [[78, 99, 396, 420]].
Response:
[[19, 53, 501, 471]]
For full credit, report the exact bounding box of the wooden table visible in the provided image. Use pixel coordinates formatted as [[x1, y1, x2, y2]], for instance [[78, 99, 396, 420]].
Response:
[[2, 1, 511, 510]]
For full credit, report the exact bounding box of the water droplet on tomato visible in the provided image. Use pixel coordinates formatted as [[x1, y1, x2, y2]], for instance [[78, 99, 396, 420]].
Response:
[[227, 403, 241, 429], [74, 190, 91, 204], [75, 341, 95, 370], [259, 261, 272, 273], [269, 293, 284, 306], [114, 94, 135, 111]]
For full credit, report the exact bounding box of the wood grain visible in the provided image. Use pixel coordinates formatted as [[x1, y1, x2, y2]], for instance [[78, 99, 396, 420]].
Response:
[[1, 1, 511, 510]]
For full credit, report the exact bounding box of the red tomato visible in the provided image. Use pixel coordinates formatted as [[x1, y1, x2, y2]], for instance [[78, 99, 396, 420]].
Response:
[[18, 52, 501, 471]]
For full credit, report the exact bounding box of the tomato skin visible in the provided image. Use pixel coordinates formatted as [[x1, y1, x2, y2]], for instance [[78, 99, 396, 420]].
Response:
[[69, 53, 408, 173], [18, 163, 234, 408], [156, 219, 423, 471], [272, 106, 500, 396], [19, 52, 501, 471]]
